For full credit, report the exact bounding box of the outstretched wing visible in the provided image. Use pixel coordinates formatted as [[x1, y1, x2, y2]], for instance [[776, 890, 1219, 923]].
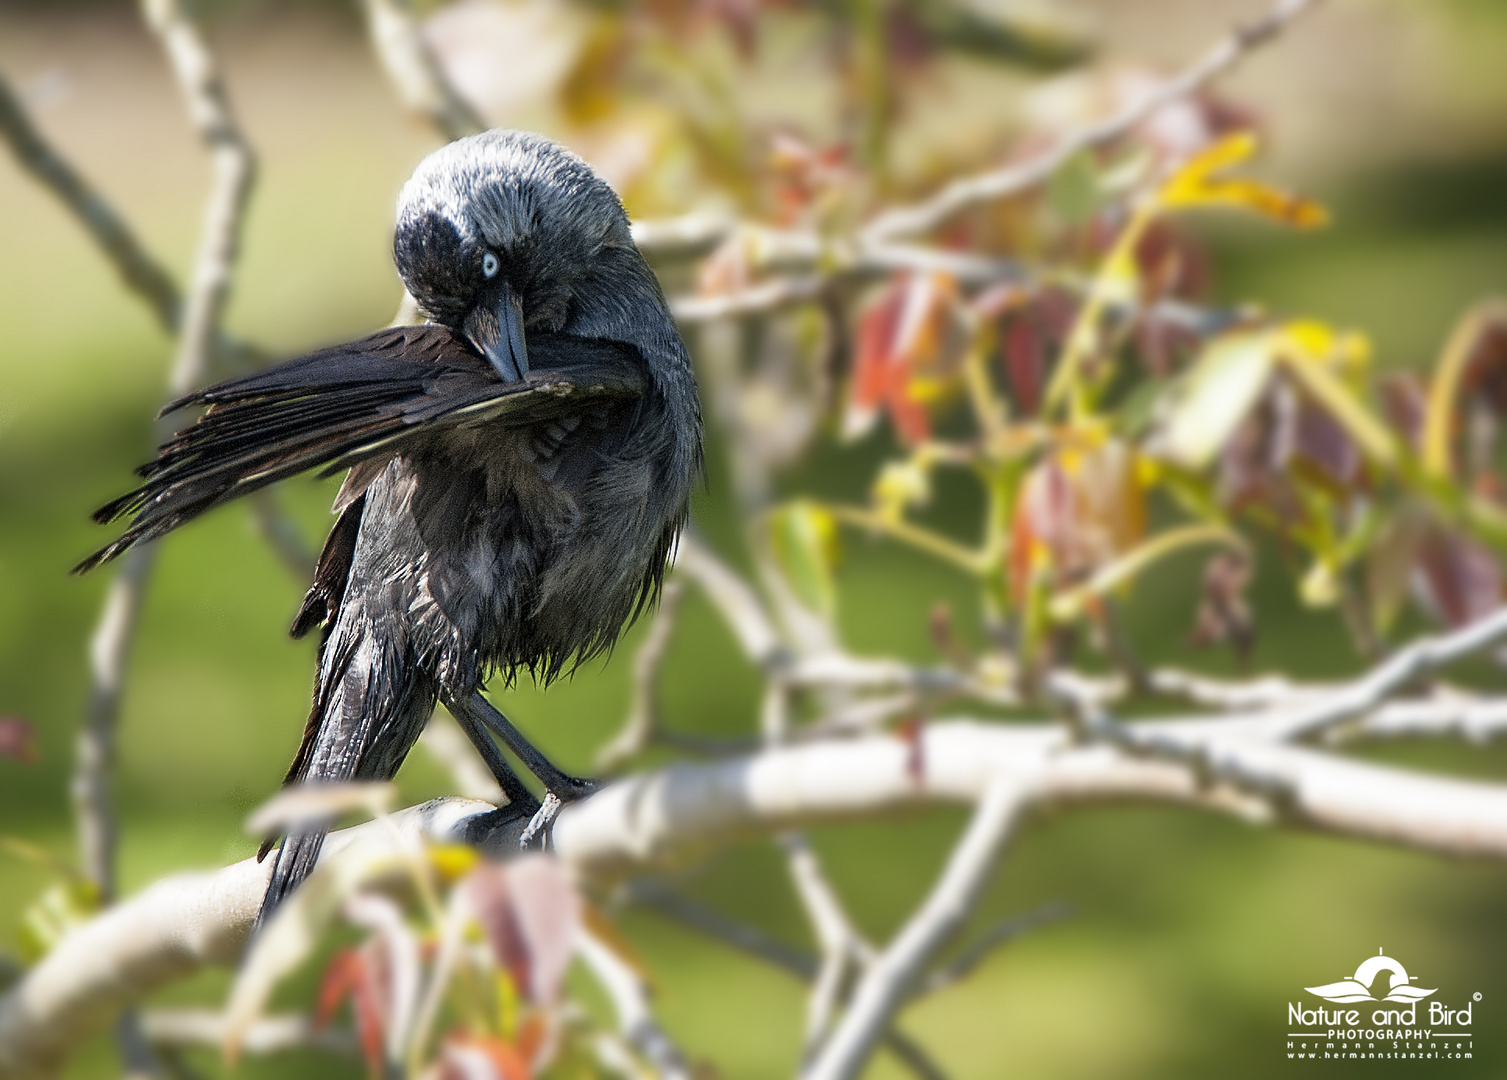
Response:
[[77, 325, 644, 572]]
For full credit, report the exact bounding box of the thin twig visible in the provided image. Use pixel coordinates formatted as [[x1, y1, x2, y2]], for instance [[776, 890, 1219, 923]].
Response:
[[577, 927, 693, 1080], [0, 62, 311, 590], [861, 0, 1324, 242], [630, 210, 740, 259], [673, 531, 787, 668], [803, 777, 1024, 1080], [360, 0, 485, 141], [0, 73, 179, 332], [84, 8, 261, 1073], [73, 546, 156, 903], [917, 901, 1071, 995], [780, 833, 874, 1055], [1255, 606, 1507, 742], [626, 884, 952, 1080], [247, 491, 316, 581], [598, 581, 687, 771]]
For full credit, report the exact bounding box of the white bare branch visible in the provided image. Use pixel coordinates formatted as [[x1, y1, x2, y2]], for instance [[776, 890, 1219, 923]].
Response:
[[140, 1008, 356, 1057], [74, 0, 260, 915], [0, 800, 491, 1079], [10, 705, 1507, 1076]]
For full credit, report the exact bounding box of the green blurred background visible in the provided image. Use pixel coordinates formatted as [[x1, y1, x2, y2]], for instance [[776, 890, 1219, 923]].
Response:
[[2, 0, 1507, 1076]]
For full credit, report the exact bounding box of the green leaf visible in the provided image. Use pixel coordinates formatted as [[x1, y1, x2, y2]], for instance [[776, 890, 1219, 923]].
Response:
[[1047, 151, 1101, 227], [769, 501, 841, 616], [1366, 502, 1430, 633]]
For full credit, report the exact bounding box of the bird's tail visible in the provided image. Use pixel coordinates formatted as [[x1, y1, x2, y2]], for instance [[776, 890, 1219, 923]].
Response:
[[257, 828, 329, 930], [252, 614, 437, 930]]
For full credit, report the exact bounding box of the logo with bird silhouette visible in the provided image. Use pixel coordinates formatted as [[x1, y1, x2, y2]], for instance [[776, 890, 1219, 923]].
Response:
[[1305, 950, 1438, 1004]]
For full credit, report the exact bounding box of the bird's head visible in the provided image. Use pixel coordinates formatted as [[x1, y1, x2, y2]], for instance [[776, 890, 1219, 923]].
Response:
[[393, 130, 665, 382]]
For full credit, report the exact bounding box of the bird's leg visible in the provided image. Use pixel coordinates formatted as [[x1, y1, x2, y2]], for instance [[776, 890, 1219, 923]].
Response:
[[443, 696, 541, 814], [449, 691, 600, 847]]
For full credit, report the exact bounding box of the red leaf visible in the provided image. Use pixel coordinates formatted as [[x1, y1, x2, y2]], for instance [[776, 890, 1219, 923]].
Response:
[[0, 718, 36, 764], [467, 856, 581, 1005], [315, 949, 360, 1030], [468, 865, 531, 998], [1381, 372, 1427, 450], [992, 286, 1077, 415], [1413, 527, 1503, 629], [315, 948, 385, 1077], [846, 273, 962, 444], [1293, 396, 1363, 490], [1002, 317, 1045, 414], [1189, 551, 1256, 662]]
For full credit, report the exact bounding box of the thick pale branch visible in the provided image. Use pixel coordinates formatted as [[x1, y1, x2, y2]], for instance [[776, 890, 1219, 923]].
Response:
[[7, 712, 1507, 1075], [0, 800, 492, 1079], [549, 721, 1507, 874]]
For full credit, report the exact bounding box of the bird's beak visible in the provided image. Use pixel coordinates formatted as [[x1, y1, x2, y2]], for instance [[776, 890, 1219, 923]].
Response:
[[463, 279, 530, 383]]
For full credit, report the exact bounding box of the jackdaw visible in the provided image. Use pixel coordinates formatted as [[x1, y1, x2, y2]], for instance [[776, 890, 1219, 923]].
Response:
[[78, 130, 703, 924]]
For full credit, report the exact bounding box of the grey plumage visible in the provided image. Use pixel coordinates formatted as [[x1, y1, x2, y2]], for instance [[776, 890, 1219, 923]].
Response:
[[81, 131, 702, 924]]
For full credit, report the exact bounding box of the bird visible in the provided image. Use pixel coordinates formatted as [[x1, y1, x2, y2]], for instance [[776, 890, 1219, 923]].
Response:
[[77, 129, 702, 925]]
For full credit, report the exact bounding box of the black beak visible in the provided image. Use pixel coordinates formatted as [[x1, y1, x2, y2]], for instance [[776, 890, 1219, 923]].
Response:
[[463, 279, 529, 383]]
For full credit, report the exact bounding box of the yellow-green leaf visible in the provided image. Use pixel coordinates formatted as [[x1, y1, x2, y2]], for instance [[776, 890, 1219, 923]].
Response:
[[1159, 330, 1275, 469], [1158, 132, 1328, 228], [769, 501, 841, 615], [1049, 523, 1244, 622], [1422, 300, 1507, 480]]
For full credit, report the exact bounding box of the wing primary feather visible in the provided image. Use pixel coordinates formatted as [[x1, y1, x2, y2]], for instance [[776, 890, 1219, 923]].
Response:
[[79, 329, 646, 572]]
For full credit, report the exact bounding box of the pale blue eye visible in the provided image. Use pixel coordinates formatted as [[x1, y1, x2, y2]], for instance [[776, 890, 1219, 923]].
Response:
[[482, 251, 500, 279]]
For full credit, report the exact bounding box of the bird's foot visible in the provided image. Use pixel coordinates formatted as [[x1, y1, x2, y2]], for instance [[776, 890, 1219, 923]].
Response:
[[517, 773, 603, 849], [518, 792, 562, 849], [447, 690, 603, 848]]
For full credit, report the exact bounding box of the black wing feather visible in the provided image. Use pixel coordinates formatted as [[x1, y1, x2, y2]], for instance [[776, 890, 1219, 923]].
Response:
[[77, 324, 644, 573]]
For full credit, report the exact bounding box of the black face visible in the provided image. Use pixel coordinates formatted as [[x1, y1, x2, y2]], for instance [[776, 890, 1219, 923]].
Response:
[[392, 130, 634, 383]]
